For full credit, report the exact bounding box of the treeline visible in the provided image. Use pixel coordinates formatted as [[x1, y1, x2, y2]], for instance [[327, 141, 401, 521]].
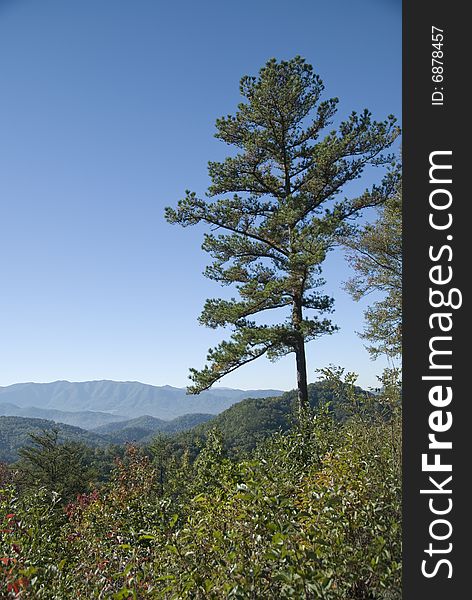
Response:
[[0, 370, 401, 599]]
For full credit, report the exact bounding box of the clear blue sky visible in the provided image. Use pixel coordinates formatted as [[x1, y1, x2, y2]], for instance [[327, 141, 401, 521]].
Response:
[[0, 0, 401, 391]]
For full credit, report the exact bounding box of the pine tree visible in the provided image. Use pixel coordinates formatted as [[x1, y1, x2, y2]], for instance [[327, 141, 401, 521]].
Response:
[[17, 429, 95, 500], [165, 57, 399, 415]]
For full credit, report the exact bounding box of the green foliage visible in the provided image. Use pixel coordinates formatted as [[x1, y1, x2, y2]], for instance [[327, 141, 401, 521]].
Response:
[[343, 166, 402, 358], [15, 429, 99, 502], [165, 56, 399, 407], [0, 373, 401, 598], [171, 379, 381, 459]]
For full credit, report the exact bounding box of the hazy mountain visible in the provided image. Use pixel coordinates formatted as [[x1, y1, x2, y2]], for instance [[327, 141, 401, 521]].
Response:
[[93, 415, 169, 435], [0, 403, 127, 430], [94, 413, 213, 435], [0, 381, 284, 420], [92, 413, 214, 444]]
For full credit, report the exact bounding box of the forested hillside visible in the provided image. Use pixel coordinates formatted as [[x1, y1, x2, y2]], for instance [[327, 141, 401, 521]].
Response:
[[0, 416, 107, 463], [0, 371, 402, 598], [0, 413, 214, 462], [170, 380, 370, 458]]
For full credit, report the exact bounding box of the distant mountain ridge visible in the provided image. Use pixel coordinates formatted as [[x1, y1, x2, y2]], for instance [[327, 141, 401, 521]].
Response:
[[0, 403, 128, 429], [0, 380, 284, 421], [91, 413, 214, 444]]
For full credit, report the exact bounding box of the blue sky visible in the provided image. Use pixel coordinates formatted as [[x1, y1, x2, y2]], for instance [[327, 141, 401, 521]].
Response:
[[0, 0, 401, 391]]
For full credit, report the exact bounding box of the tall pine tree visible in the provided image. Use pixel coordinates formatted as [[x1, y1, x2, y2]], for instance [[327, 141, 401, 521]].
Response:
[[165, 57, 399, 414]]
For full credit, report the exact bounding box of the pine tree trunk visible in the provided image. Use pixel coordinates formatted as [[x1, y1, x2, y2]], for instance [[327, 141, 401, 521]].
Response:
[[295, 337, 309, 417], [292, 295, 309, 417]]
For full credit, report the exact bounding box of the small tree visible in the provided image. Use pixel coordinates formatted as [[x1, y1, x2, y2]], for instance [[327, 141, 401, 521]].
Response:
[[165, 57, 399, 414], [343, 167, 402, 359]]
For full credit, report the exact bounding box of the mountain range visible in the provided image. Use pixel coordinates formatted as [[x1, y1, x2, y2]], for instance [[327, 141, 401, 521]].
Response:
[[0, 381, 343, 463], [0, 380, 284, 429], [0, 382, 320, 463], [0, 412, 215, 462]]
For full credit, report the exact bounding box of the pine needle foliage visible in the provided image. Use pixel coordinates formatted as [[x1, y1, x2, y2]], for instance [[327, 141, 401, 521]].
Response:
[[165, 57, 400, 412]]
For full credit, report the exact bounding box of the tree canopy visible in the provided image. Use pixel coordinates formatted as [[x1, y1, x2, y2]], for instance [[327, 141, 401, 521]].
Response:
[[165, 56, 400, 412], [343, 167, 402, 358]]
